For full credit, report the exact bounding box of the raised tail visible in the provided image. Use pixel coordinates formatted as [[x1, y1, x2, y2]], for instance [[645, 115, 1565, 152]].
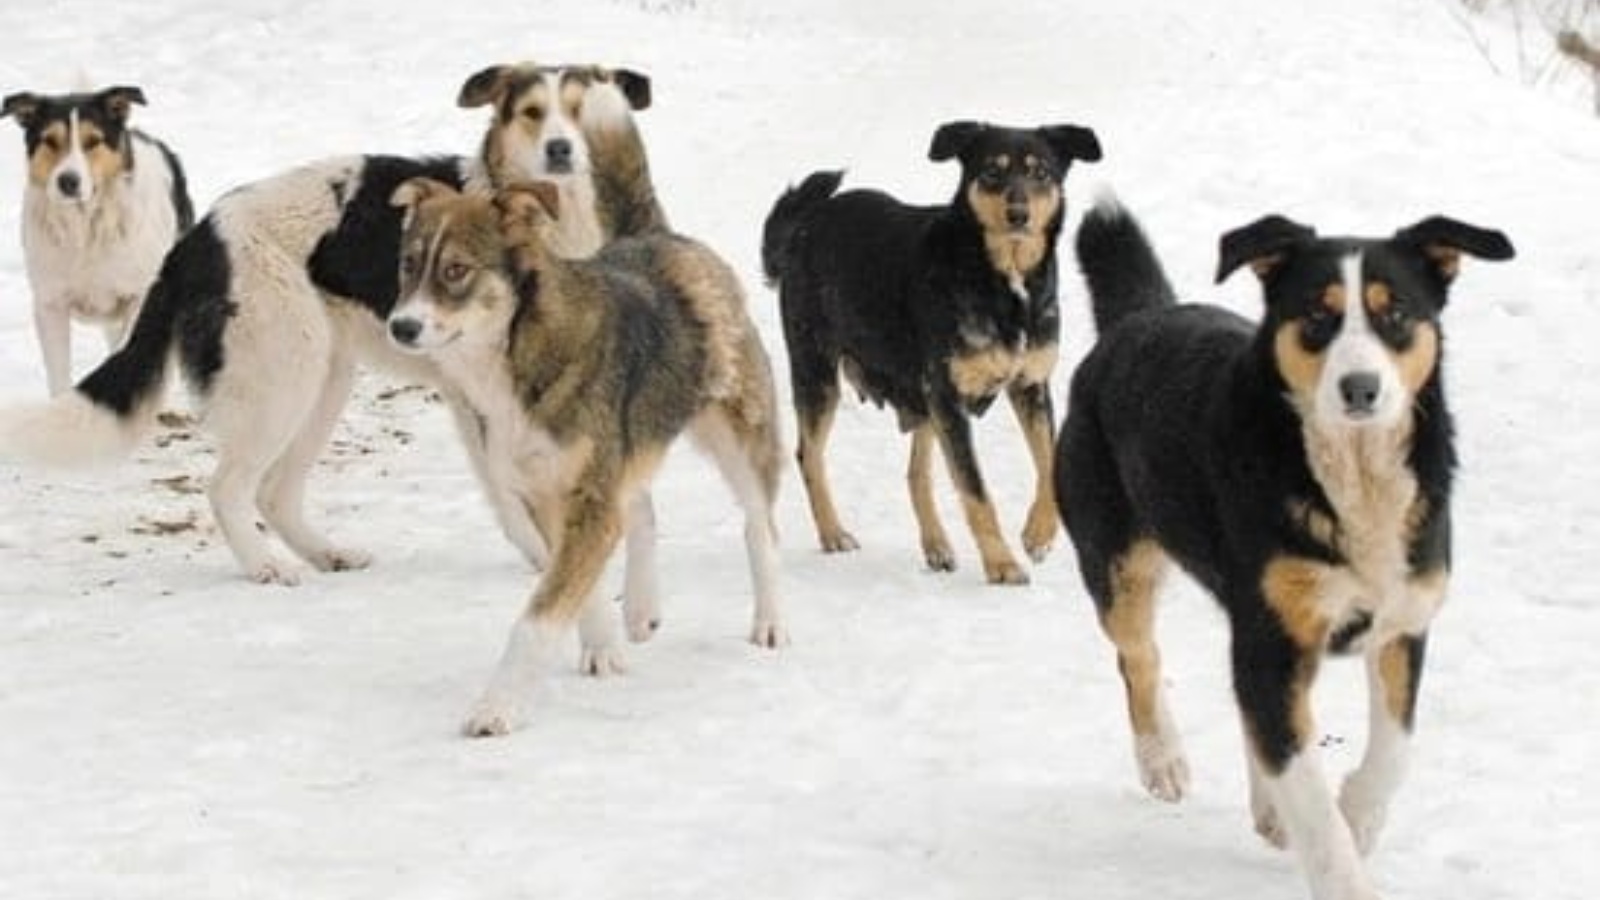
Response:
[[580, 80, 670, 240], [1074, 192, 1177, 334], [761, 170, 844, 287]]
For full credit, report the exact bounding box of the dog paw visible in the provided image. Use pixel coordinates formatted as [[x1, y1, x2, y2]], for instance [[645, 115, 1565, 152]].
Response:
[[1338, 775, 1388, 857], [310, 547, 373, 573], [1252, 799, 1290, 849], [246, 559, 302, 586], [982, 557, 1030, 585], [819, 529, 860, 553], [1135, 733, 1190, 802], [922, 540, 958, 572], [749, 618, 790, 649], [578, 644, 628, 678], [1021, 510, 1057, 562], [461, 696, 527, 738], [623, 593, 662, 644]]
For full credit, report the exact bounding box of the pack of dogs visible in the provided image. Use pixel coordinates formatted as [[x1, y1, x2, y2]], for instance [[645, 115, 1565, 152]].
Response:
[[0, 60, 1515, 900]]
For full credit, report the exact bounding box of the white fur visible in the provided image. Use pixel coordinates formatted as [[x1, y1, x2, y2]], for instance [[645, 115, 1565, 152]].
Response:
[[1264, 751, 1379, 900], [0, 390, 143, 466], [1315, 253, 1407, 428], [21, 127, 186, 395]]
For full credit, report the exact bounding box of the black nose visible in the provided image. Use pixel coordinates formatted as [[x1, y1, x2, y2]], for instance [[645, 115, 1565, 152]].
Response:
[[545, 139, 573, 165], [1005, 205, 1030, 228], [56, 171, 81, 197], [389, 317, 423, 346], [1339, 372, 1382, 414]]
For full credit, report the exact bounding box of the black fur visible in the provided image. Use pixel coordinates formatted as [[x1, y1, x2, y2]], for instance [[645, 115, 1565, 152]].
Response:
[[139, 129, 196, 232], [308, 155, 467, 318]]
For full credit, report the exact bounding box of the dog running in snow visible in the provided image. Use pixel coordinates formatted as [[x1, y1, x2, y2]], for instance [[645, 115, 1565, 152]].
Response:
[[0, 63, 661, 586], [3, 85, 194, 396], [1056, 196, 1512, 900], [386, 178, 786, 737], [762, 120, 1101, 584]]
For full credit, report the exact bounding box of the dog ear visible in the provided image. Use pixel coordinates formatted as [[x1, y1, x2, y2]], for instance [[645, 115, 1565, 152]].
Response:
[[1039, 124, 1103, 164], [495, 180, 561, 233], [1215, 214, 1317, 284], [390, 176, 456, 229], [1393, 216, 1515, 284], [458, 64, 515, 109], [608, 68, 652, 111], [98, 86, 146, 123], [928, 121, 986, 163], [2, 92, 42, 128]]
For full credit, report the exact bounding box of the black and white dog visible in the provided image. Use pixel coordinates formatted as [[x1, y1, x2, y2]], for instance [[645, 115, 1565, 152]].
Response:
[[0, 64, 657, 586], [3, 85, 194, 395], [1056, 196, 1513, 900]]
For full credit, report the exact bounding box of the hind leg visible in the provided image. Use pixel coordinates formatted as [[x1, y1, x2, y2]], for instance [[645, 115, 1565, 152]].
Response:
[[210, 428, 303, 585], [257, 352, 371, 573], [788, 339, 855, 554], [907, 423, 956, 572], [621, 492, 662, 642]]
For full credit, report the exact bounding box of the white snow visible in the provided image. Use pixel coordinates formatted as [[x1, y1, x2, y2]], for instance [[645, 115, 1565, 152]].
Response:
[[1, 1, 1597, 898]]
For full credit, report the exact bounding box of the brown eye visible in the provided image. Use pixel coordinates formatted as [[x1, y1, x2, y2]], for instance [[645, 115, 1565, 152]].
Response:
[[443, 262, 470, 282], [82, 135, 104, 151], [399, 254, 419, 277], [522, 106, 544, 121], [41, 135, 62, 152]]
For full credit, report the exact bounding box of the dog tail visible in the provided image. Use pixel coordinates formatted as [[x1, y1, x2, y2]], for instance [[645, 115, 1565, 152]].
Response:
[[1075, 190, 1177, 334], [0, 228, 209, 467], [761, 169, 844, 287], [581, 81, 670, 239]]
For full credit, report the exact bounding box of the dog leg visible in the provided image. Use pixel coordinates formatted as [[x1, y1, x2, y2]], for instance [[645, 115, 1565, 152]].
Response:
[[908, 424, 957, 572], [258, 352, 372, 573], [931, 398, 1026, 584], [622, 492, 662, 642], [463, 461, 628, 737], [33, 302, 73, 397], [443, 390, 551, 570], [693, 408, 789, 648], [578, 589, 627, 677], [211, 438, 302, 585], [1006, 381, 1058, 562], [795, 383, 858, 553], [1340, 632, 1426, 856], [1247, 737, 1289, 849], [1098, 540, 1188, 800]]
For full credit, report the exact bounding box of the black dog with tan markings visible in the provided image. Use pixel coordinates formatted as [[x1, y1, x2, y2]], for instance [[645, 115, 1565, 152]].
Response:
[[1055, 196, 1513, 900], [762, 120, 1101, 583], [386, 178, 787, 738]]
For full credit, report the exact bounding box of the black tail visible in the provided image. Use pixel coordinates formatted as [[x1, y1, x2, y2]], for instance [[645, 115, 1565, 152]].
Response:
[[1074, 194, 1177, 334], [761, 170, 844, 287]]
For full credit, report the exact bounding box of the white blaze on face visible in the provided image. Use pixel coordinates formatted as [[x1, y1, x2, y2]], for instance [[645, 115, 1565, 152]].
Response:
[[1315, 252, 1406, 427], [389, 215, 459, 352], [50, 108, 94, 204]]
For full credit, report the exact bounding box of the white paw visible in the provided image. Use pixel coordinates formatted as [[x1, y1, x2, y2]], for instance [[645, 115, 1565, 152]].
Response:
[[1339, 776, 1388, 857], [624, 595, 661, 643], [750, 618, 790, 649], [1135, 733, 1190, 802], [579, 644, 628, 678], [461, 692, 529, 738], [1252, 798, 1290, 849], [247, 559, 302, 586], [310, 546, 373, 572]]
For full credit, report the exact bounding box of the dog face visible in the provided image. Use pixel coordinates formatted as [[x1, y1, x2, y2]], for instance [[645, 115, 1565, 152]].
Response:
[[459, 62, 650, 183], [1217, 215, 1514, 428], [2, 86, 144, 205], [386, 177, 559, 354], [929, 120, 1101, 239]]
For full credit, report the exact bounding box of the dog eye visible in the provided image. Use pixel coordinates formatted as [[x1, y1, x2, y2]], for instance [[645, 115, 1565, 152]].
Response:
[[41, 134, 62, 152], [1376, 305, 1409, 331], [978, 168, 1005, 188], [399, 254, 419, 277], [443, 262, 471, 282], [82, 135, 104, 151], [1301, 307, 1339, 345], [522, 106, 544, 121]]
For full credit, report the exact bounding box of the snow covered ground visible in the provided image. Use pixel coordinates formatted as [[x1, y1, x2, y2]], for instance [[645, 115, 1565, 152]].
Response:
[[1, 0, 1597, 897]]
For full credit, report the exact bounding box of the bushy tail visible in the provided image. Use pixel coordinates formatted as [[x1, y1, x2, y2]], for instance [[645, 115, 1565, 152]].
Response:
[[0, 270, 182, 468], [1075, 191, 1177, 333], [761, 170, 844, 287], [580, 82, 670, 240]]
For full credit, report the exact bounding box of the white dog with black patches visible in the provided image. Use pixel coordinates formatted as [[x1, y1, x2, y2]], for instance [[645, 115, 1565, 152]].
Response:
[[2, 85, 194, 396]]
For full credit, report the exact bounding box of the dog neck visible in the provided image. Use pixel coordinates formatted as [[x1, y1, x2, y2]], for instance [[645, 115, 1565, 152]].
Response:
[[980, 228, 1050, 300], [1299, 411, 1422, 591], [24, 175, 132, 247]]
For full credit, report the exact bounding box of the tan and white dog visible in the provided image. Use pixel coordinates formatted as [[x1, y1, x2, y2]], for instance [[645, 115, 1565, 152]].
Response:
[[3, 85, 194, 395]]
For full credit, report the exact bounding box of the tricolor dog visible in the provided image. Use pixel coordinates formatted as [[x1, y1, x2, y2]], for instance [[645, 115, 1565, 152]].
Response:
[[0, 63, 660, 587], [762, 120, 1100, 584], [1056, 196, 1513, 900], [3, 85, 194, 395], [387, 178, 787, 737]]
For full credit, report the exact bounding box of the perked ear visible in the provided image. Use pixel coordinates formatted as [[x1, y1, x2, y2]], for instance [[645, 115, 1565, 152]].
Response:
[[1039, 124, 1103, 164], [98, 86, 146, 122], [1, 92, 42, 128], [495, 180, 562, 232], [1393, 216, 1515, 283], [1215, 214, 1317, 284], [928, 120, 986, 162], [457, 64, 515, 109], [608, 68, 652, 111]]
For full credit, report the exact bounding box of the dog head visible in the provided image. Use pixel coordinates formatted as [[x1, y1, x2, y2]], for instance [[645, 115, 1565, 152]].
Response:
[[386, 176, 561, 354], [459, 62, 650, 185], [930, 120, 1101, 241], [1217, 214, 1514, 429], [2, 85, 145, 205]]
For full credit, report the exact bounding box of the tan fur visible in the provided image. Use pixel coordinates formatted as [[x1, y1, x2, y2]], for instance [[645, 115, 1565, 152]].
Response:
[[796, 395, 855, 553], [1273, 321, 1324, 405], [908, 423, 954, 570], [1100, 540, 1173, 741], [1395, 321, 1440, 396], [1260, 556, 1333, 650], [964, 178, 1060, 293]]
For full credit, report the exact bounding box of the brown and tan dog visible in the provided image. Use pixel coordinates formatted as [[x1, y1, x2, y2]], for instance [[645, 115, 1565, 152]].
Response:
[[387, 177, 787, 737]]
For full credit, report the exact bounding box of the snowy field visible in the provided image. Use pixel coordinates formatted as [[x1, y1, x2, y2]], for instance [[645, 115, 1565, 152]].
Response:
[[1, 1, 1597, 898]]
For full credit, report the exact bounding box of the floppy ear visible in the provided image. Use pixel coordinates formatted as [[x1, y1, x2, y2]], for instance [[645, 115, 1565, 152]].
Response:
[[928, 120, 986, 163], [2, 92, 42, 128], [608, 68, 652, 111], [1039, 124, 1102, 164], [98, 86, 146, 123], [390, 176, 456, 229], [495, 180, 562, 233], [1216, 214, 1317, 284], [457, 64, 514, 109], [1393, 216, 1515, 284]]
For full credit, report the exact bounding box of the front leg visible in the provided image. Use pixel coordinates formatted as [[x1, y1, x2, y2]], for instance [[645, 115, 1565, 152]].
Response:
[[928, 386, 1026, 585], [442, 391, 550, 570], [1006, 379, 1058, 562], [33, 301, 73, 396], [1340, 632, 1427, 856]]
